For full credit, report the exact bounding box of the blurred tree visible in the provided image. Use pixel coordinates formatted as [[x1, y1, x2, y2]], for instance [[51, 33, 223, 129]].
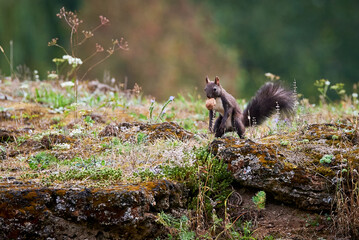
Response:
[[78, 0, 239, 99], [202, 0, 359, 100], [0, 0, 82, 79]]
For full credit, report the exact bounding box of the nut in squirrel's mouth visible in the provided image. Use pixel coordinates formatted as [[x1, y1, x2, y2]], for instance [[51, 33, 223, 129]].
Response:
[[206, 98, 216, 110]]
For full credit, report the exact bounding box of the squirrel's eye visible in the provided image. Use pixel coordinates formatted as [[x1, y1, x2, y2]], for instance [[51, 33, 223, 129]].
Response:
[[213, 88, 217, 92]]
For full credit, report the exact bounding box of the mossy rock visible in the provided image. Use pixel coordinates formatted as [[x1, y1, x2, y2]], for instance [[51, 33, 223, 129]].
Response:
[[0, 180, 188, 239], [209, 123, 359, 210]]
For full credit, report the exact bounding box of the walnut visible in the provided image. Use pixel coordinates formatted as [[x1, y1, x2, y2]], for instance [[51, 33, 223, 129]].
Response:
[[206, 98, 216, 110]]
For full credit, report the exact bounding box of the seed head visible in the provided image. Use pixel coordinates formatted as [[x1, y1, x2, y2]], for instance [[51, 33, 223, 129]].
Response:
[[99, 15, 110, 25], [96, 43, 104, 52], [48, 38, 58, 46]]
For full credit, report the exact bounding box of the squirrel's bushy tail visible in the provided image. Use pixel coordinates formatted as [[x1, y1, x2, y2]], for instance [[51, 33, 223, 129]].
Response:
[[241, 82, 295, 127]]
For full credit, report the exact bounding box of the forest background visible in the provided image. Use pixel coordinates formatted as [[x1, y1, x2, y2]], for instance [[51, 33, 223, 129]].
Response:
[[1, 0, 358, 101]]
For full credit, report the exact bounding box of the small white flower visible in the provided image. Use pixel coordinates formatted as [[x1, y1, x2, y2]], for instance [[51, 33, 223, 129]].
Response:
[[62, 55, 71, 60], [47, 73, 58, 80], [53, 143, 71, 150], [352, 93, 358, 98], [62, 55, 83, 67], [325, 80, 330, 86], [60, 81, 75, 88], [73, 58, 83, 66]]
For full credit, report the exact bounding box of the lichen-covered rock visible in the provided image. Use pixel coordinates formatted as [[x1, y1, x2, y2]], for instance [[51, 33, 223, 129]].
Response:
[[209, 123, 359, 211], [100, 121, 194, 142], [40, 134, 75, 149], [0, 180, 188, 239]]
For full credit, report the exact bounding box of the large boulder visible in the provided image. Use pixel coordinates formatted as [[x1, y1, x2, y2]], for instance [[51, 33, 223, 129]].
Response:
[[209, 123, 359, 210]]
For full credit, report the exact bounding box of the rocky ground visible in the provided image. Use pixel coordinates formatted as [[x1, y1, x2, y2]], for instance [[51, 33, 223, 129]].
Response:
[[0, 79, 358, 239]]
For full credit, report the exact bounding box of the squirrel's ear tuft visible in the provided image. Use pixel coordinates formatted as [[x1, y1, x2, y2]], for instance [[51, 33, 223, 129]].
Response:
[[215, 76, 220, 86], [206, 76, 210, 84]]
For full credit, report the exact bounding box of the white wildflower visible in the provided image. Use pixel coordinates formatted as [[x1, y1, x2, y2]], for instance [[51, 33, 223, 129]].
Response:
[[352, 93, 358, 98], [47, 73, 58, 80], [325, 80, 330, 86], [53, 143, 71, 150], [62, 55, 83, 67], [60, 81, 75, 88]]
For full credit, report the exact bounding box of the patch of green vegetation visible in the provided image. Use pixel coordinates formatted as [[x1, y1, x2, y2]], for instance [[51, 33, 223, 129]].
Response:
[[28, 152, 58, 170], [132, 147, 233, 213], [252, 191, 266, 210], [84, 115, 94, 124], [48, 167, 122, 181], [320, 154, 333, 164], [136, 132, 148, 144], [133, 168, 157, 182], [33, 87, 75, 109], [156, 212, 195, 240], [180, 118, 198, 132]]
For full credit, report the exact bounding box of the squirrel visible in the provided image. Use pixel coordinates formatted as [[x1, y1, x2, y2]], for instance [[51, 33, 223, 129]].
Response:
[[204, 76, 295, 138]]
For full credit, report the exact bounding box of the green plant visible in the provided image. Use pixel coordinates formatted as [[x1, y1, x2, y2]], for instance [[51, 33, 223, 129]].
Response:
[[330, 83, 346, 100], [240, 221, 255, 239], [156, 212, 195, 240], [136, 132, 148, 144], [314, 79, 331, 105], [133, 168, 157, 181], [147, 96, 175, 122], [48, 167, 122, 181], [49, 7, 128, 118], [84, 115, 95, 124], [28, 152, 58, 170], [320, 154, 333, 164], [34, 86, 75, 109], [252, 191, 266, 210]]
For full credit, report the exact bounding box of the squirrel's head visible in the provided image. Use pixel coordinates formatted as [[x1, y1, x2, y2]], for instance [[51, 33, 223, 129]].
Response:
[[205, 76, 222, 98]]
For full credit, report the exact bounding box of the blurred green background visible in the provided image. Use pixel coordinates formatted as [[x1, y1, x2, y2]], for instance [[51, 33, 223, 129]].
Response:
[[1, 0, 359, 101]]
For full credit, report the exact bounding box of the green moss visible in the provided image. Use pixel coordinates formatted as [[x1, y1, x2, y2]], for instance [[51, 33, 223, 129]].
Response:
[[314, 166, 335, 177], [28, 152, 58, 170]]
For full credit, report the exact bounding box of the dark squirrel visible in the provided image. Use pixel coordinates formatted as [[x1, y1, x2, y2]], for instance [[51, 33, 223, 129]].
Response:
[[205, 76, 295, 138]]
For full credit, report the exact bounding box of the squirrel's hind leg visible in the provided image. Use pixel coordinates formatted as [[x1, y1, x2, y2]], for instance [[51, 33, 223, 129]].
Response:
[[233, 113, 245, 138], [214, 115, 225, 138]]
